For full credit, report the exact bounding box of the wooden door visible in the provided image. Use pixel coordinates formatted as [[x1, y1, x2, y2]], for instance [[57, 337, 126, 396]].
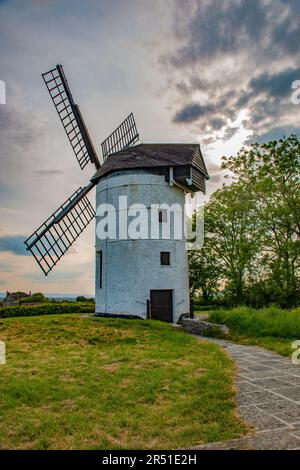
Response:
[[150, 290, 173, 323]]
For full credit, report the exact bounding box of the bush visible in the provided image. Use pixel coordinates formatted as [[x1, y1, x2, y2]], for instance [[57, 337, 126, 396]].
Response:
[[76, 296, 94, 302], [209, 306, 300, 339], [19, 292, 47, 304], [18, 297, 33, 304], [193, 296, 231, 311], [32, 292, 47, 302], [0, 301, 95, 319], [194, 304, 224, 312]]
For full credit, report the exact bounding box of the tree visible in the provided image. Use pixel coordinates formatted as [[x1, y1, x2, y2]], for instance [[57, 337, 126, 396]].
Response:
[[204, 182, 262, 304], [221, 135, 300, 306], [189, 136, 300, 307], [188, 248, 220, 303]]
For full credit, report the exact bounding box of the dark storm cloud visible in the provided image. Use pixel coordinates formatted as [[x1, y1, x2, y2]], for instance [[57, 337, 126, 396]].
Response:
[[168, 0, 300, 67], [223, 126, 239, 141], [234, 67, 299, 120], [271, 10, 300, 56], [249, 68, 300, 99], [169, 0, 268, 67], [165, 0, 300, 144], [202, 136, 216, 145], [245, 126, 300, 144], [0, 235, 29, 256], [173, 91, 236, 128], [242, 94, 299, 139], [173, 102, 214, 123], [210, 117, 227, 130]]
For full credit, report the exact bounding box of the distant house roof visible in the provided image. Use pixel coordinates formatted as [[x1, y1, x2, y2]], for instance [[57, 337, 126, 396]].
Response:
[[91, 144, 209, 185], [3, 291, 30, 306]]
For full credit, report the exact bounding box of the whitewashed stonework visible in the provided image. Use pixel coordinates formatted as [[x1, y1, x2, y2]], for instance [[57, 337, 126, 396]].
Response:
[[95, 171, 190, 323]]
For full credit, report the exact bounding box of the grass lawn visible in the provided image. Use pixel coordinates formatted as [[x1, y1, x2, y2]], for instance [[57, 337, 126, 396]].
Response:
[[208, 306, 300, 357], [0, 314, 247, 449]]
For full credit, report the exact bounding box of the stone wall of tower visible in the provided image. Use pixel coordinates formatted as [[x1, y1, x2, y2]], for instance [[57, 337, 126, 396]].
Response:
[[95, 171, 190, 323]]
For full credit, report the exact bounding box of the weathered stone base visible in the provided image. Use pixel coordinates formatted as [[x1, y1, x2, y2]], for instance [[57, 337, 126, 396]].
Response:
[[182, 317, 229, 337], [177, 313, 193, 324]]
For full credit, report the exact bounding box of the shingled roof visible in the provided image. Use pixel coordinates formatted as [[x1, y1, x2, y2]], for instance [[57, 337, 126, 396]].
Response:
[[91, 143, 209, 183]]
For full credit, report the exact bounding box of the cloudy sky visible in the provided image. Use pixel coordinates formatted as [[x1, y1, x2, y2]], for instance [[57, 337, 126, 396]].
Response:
[[0, 0, 299, 295]]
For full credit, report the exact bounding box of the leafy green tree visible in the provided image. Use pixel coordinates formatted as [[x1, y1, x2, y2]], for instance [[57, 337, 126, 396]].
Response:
[[222, 135, 300, 306], [204, 182, 262, 305], [188, 248, 220, 303]]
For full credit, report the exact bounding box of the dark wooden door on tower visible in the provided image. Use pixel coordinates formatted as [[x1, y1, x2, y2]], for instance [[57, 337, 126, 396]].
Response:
[[150, 290, 173, 323]]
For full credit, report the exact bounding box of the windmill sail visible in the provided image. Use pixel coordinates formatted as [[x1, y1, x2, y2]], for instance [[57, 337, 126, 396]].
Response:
[[24, 183, 95, 275], [42, 65, 100, 170], [101, 112, 139, 161]]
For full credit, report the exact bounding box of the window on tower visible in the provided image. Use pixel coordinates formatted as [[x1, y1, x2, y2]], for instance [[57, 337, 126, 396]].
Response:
[[160, 251, 170, 266]]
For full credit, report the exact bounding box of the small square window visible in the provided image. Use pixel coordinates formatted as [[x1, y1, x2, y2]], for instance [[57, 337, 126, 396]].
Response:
[[160, 251, 170, 265], [159, 209, 168, 223]]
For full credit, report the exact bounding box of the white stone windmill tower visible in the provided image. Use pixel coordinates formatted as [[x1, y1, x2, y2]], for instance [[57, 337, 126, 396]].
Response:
[[25, 64, 209, 323]]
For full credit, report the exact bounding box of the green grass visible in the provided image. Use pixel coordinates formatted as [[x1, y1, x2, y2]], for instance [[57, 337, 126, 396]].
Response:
[[225, 335, 294, 356], [0, 314, 247, 449], [209, 306, 300, 356]]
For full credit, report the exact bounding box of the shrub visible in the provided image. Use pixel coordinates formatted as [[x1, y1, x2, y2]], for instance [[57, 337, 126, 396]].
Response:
[[32, 292, 47, 302], [209, 306, 300, 339], [194, 304, 224, 312], [0, 301, 95, 319], [18, 292, 47, 304], [18, 297, 33, 304], [76, 296, 94, 302]]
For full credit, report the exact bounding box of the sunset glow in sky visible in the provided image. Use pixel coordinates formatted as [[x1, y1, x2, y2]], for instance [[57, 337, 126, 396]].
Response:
[[1, 0, 300, 294]]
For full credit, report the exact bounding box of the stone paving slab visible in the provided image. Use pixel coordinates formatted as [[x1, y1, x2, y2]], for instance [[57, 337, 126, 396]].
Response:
[[240, 370, 294, 380], [292, 427, 300, 438], [257, 397, 299, 412], [238, 404, 288, 431], [278, 375, 300, 386], [193, 429, 300, 450], [249, 377, 294, 389], [192, 337, 300, 450], [272, 386, 300, 401]]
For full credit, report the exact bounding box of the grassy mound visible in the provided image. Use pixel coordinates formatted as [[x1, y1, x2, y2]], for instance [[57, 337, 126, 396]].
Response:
[[0, 314, 246, 449]]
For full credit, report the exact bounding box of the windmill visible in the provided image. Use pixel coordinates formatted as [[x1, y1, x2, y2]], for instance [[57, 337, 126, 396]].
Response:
[[24, 64, 139, 276], [25, 64, 209, 323]]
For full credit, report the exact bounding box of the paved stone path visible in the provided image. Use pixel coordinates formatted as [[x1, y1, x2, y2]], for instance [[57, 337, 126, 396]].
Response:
[[194, 338, 300, 449]]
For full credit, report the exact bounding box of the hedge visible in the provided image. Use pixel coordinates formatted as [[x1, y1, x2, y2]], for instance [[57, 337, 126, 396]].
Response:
[[0, 302, 95, 319]]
